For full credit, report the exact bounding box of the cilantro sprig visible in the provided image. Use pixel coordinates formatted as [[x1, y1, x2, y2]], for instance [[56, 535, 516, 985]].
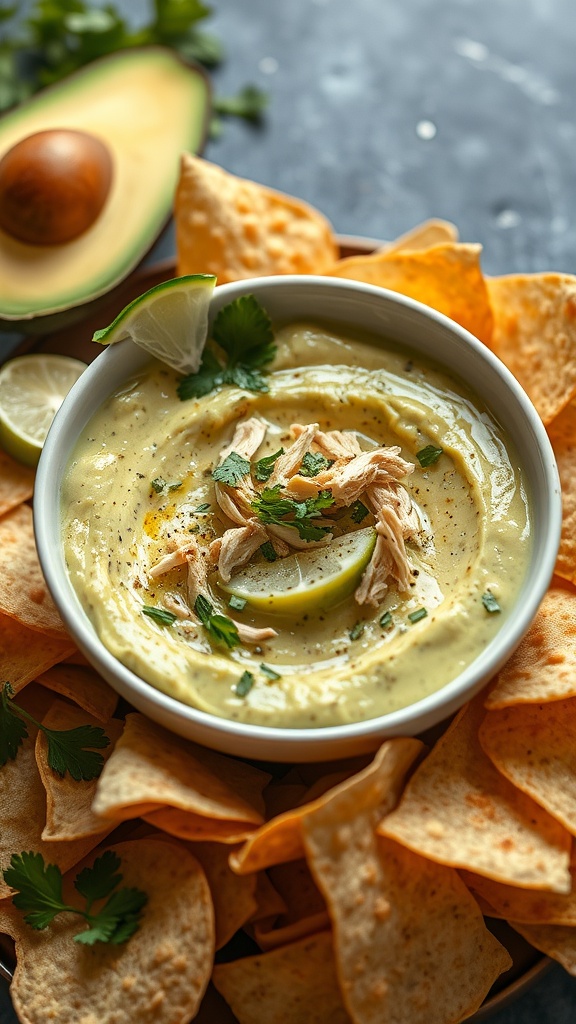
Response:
[[299, 451, 333, 477], [212, 451, 251, 486], [178, 296, 276, 400], [4, 850, 147, 946], [194, 595, 240, 649], [251, 486, 335, 542], [0, 683, 109, 781]]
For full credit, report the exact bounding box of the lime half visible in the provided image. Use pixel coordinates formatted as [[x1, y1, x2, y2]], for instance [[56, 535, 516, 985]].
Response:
[[93, 273, 217, 374], [223, 527, 377, 615], [0, 354, 86, 467]]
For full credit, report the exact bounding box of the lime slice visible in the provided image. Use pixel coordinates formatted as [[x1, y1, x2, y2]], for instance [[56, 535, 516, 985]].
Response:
[[0, 354, 86, 467], [93, 273, 217, 374], [222, 527, 377, 615]]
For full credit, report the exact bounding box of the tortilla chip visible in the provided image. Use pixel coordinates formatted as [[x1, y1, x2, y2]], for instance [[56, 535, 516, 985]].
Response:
[[35, 662, 119, 722], [379, 218, 459, 254], [0, 452, 34, 517], [487, 273, 576, 424], [379, 695, 572, 892], [0, 612, 76, 694], [0, 504, 68, 638], [485, 585, 576, 707], [212, 931, 351, 1024], [548, 402, 576, 585], [92, 713, 269, 830], [478, 700, 576, 835], [328, 243, 493, 344], [247, 871, 288, 924], [507, 921, 576, 975], [186, 841, 257, 949], [230, 738, 423, 875], [252, 860, 330, 951], [175, 154, 338, 282], [0, 838, 215, 1023], [35, 700, 124, 841], [460, 867, 576, 926]]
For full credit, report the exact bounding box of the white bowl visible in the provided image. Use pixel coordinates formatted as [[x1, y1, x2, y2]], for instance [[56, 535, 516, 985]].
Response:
[[34, 276, 562, 762]]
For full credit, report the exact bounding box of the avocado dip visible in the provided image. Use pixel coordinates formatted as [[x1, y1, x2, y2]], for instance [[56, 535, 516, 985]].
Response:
[[61, 321, 531, 729]]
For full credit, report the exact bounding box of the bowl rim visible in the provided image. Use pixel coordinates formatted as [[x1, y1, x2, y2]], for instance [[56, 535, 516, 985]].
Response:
[[34, 274, 562, 756]]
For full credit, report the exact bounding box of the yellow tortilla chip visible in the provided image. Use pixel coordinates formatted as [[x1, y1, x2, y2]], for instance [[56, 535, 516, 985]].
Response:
[[0, 612, 76, 693], [548, 402, 576, 585], [142, 807, 260, 844], [379, 218, 459, 254], [186, 841, 257, 949], [0, 451, 34, 517], [507, 921, 576, 976], [328, 243, 493, 344], [175, 154, 338, 282], [478, 700, 576, 834], [485, 585, 576, 707], [487, 273, 576, 424], [35, 699, 124, 841], [0, 503, 68, 638], [213, 931, 351, 1024], [379, 695, 572, 892], [252, 860, 330, 951], [36, 662, 119, 722], [461, 867, 576, 926], [0, 838, 215, 1024]]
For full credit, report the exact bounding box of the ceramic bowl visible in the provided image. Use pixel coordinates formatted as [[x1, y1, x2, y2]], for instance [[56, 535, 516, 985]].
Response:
[[34, 275, 562, 761]]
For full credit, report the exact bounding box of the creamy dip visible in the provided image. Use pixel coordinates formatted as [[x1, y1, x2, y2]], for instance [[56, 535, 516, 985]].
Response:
[[61, 322, 531, 728]]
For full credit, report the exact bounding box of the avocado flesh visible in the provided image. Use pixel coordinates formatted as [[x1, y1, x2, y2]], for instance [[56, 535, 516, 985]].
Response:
[[0, 47, 209, 327]]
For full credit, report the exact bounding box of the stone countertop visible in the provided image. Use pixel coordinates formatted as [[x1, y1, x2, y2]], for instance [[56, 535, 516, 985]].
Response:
[[2, 0, 576, 1021]]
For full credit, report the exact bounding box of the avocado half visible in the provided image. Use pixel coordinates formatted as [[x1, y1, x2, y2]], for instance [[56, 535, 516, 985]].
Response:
[[0, 47, 210, 333]]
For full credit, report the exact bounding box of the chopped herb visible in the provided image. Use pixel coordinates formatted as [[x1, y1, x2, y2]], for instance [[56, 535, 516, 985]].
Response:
[[379, 610, 393, 629], [408, 607, 428, 624], [254, 448, 284, 483], [194, 595, 240, 649], [260, 541, 278, 562], [482, 592, 501, 614], [192, 503, 211, 514], [417, 445, 443, 468], [212, 451, 251, 486], [0, 683, 109, 781], [349, 622, 365, 641], [299, 451, 333, 477], [351, 500, 370, 523], [167, 480, 182, 492], [178, 296, 276, 400], [260, 663, 281, 681], [142, 606, 177, 627], [151, 477, 166, 493], [3, 850, 147, 946], [213, 84, 268, 124], [251, 486, 334, 542], [228, 594, 247, 612], [235, 671, 254, 697]]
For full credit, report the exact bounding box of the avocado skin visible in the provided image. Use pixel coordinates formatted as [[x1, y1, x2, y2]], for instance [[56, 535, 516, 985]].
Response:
[[0, 47, 210, 333]]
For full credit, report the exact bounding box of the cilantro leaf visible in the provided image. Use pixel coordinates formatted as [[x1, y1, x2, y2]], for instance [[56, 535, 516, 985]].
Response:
[[213, 295, 275, 368], [74, 851, 122, 905], [299, 451, 333, 477], [350, 500, 370, 523], [44, 724, 110, 781], [223, 365, 270, 393], [212, 451, 251, 486], [482, 591, 501, 614], [251, 486, 334, 542], [75, 886, 147, 946], [194, 595, 240, 649], [0, 682, 28, 767], [4, 853, 72, 930], [254, 448, 284, 483], [142, 605, 177, 626], [260, 541, 277, 562], [213, 84, 268, 124], [235, 671, 254, 697], [177, 350, 224, 400], [417, 445, 443, 467]]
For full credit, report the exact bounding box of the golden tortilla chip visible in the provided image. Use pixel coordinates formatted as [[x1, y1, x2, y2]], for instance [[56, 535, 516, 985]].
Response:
[[35, 663, 119, 722], [0, 612, 76, 693], [460, 867, 576, 926], [252, 860, 330, 951], [92, 713, 269, 830], [212, 931, 351, 1024], [35, 700, 124, 841], [186, 841, 257, 949], [548, 402, 576, 585], [142, 806, 259, 844], [478, 700, 576, 835], [487, 273, 576, 424], [0, 838, 215, 1023], [0, 451, 34, 517], [175, 154, 338, 282], [0, 504, 68, 638], [230, 738, 423, 875], [507, 921, 576, 976], [485, 585, 576, 708], [328, 243, 493, 344], [379, 218, 459, 254], [379, 695, 572, 892]]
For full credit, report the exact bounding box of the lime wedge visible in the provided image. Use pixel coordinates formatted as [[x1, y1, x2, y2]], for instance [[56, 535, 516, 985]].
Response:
[[93, 273, 217, 374], [222, 527, 377, 615], [0, 354, 86, 467]]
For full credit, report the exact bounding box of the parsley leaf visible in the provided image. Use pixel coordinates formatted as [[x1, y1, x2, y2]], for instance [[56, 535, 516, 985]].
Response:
[[254, 448, 284, 483], [417, 445, 443, 467], [194, 595, 240, 649], [251, 486, 334, 542], [142, 606, 177, 627], [4, 850, 147, 946], [235, 671, 254, 697], [482, 592, 501, 614], [299, 451, 333, 477], [212, 451, 251, 486]]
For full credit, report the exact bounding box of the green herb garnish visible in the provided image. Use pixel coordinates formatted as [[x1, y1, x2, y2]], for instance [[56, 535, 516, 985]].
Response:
[[228, 595, 247, 612], [417, 445, 443, 468], [151, 477, 166, 493], [3, 850, 147, 946], [260, 541, 278, 562], [194, 595, 240, 649], [142, 606, 177, 627], [349, 622, 365, 641], [350, 500, 370, 523], [178, 296, 275, 400], [0, 683, 109, 781], [235, 671, 255, 698], [482, 592, 501, 614], [212, 451, 251, 486], [213, 85, 268, 123], [379, 610, 393, 628], [260, 663, 281, 681], [299, 452, 333, 477], [408, 607, 428, 624], [251, 486, 335, 542], [192, 502, 211, 514], [254, 449, 284, 483]]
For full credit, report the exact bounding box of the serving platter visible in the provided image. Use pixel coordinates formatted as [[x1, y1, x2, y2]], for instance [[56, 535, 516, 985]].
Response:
[[0, 235, 551, 1022]]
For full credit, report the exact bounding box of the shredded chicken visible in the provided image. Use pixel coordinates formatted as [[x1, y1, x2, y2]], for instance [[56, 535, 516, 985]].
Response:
[[149, 540, 200, 579], [217, 522, 269, 582], [355, 533, 395, 606], [219, 416, 267, 461], [185, 544, 209, 606], [214, 417, 265, 527], [291, 424, 363, 461], [268, 422, 319, 486], [267, 523, 333, 551], [366, 482, 422, 541], [162, 592, 193, 619], [231, 619, 278, 643]]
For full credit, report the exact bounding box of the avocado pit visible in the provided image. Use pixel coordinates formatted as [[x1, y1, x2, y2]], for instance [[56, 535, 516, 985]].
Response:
[[0, 128, 113, 245]]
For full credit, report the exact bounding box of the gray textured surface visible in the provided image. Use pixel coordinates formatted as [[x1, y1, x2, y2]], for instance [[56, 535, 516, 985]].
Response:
[[2, 0, 576, 1020]]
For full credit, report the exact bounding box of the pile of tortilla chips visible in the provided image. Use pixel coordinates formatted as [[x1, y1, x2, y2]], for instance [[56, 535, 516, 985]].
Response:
[[2, 156, 576, 1023]]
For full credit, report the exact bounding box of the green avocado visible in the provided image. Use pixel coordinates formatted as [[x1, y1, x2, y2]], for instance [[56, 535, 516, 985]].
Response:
[[0, 47, 210, 333]]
